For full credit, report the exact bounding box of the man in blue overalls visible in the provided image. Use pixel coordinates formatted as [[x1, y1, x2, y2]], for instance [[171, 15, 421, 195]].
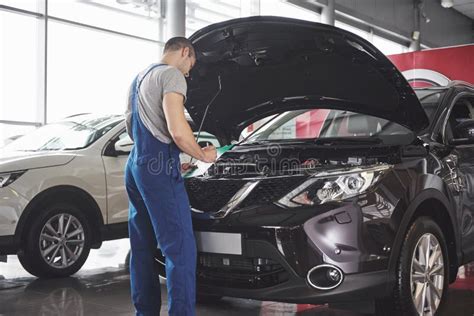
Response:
[[125, 37, 217, 316]]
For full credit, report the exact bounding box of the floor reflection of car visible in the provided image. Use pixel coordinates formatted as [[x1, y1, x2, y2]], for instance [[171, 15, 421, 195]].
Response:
[[151, 16, 474, 315], [0, 113, 219, 278]]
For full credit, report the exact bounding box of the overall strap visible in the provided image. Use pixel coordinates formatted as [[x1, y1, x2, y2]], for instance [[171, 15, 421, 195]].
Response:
[[131, 63, 166, 112]]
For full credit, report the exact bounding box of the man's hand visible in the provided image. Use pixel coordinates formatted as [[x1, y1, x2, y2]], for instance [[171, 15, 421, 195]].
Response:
[[201, 145, 217, 163], [181, 162, 197, 173]]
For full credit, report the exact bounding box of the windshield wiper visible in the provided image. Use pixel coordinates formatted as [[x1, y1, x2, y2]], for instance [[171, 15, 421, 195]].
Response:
[[314, 137, 382, 145]]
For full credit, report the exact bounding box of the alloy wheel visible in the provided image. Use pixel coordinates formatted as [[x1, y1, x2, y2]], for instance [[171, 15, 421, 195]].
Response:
[[410, 233, 445, 316], [39, 213, 85, 269]]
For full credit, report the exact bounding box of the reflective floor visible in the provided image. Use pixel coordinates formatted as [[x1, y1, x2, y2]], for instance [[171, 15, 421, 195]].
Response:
[[1, 239, 474, 315]]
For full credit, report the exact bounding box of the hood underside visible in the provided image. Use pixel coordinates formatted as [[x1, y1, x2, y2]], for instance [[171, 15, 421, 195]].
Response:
[[186, 16, 428, 142]]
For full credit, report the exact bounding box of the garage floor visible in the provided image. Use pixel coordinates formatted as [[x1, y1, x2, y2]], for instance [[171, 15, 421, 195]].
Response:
[[1, 239, 473, 316]]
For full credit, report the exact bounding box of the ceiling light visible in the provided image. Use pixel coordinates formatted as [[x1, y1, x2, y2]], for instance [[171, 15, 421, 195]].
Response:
[[441, 0, 454, 8]]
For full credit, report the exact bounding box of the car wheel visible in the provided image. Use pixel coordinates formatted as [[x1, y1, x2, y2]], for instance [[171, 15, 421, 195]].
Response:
[[153, 248, 223, 303], [18, 203, 91, 278], [378, 216, 449, 316]]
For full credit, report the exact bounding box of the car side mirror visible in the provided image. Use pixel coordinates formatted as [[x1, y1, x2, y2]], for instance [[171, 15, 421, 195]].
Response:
[[114, 136, 133, 155], [449, 119, 474, 146]]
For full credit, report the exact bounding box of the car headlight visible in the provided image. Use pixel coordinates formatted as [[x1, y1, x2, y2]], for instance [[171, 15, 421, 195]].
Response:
[[277, 165, 392, 208], [0, 171, 26, 188]]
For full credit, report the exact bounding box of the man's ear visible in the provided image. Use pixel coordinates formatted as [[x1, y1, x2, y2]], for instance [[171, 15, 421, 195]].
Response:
[[182, 47, 190, 57]]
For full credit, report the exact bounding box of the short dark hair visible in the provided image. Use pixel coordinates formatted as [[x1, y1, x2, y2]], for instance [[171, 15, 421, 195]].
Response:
[[163, 37, 195, 57]]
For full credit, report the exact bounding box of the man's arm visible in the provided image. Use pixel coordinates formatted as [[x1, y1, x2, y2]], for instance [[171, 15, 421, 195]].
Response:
[[163, 92, 216, 163], [125, 82, 134, 141]]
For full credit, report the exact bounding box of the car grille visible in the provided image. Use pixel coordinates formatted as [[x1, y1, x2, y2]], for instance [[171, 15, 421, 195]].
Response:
[[197, 254, 289, 289], [185, 178, 245, 213], [185, 176, 306, 213]]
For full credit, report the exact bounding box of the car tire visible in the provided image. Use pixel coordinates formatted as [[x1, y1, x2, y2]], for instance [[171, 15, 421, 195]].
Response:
[[376, 216, 449, 316], [18, 203, 92, 278]]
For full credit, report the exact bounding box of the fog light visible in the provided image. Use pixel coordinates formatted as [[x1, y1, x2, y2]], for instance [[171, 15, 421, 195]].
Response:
[[307, 264, 344, 290], [327, 268, 342, 282]]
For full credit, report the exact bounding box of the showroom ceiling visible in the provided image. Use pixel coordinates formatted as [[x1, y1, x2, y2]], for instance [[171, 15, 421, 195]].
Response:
[[452, 0, 474, 19]]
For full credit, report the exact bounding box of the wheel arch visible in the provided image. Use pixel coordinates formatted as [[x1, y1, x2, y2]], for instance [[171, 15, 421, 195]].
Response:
[[15, 185, 105, 249], [389, 189, 460, 283]]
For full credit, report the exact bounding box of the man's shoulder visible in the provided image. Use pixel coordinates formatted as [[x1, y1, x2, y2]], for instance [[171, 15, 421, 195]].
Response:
[[145, 64, 181, 82], [139, 63, 173, 76], [151, 64, 179, 75]]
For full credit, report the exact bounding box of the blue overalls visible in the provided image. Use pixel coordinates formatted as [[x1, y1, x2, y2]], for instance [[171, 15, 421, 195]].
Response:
[[125, 64, 197, 316]]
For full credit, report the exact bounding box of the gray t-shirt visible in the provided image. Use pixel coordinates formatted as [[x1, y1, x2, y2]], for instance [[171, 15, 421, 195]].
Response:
[[125, 64, 187, 144]]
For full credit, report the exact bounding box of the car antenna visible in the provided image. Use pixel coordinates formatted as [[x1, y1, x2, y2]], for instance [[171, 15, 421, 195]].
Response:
[[190, 75, 222, 165]]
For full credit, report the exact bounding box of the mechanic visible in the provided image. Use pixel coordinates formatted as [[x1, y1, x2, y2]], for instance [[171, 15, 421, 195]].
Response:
[[124, 37, 217, 316]]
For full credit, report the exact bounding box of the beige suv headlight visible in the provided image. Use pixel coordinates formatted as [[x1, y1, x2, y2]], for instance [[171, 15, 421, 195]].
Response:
[[0, 171, 26, 188]]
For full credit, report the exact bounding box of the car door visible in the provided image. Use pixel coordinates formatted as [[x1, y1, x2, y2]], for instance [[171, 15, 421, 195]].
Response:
[[443, 92, 474, 261], [102, 129, 132, 224]]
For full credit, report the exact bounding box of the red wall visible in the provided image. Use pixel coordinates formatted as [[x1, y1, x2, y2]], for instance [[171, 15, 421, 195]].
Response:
[[388, 44, 474, 86]]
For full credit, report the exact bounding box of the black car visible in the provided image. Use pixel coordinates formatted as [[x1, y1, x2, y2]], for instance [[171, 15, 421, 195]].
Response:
[[155, 17, 474, 315]]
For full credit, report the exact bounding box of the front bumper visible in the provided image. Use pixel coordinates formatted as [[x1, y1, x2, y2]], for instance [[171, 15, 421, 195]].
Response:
[[192, 203, 397, 303], [0, 186, 29, 237], [0, 185, 31, 255], [195, 237, 393, 304], [188, 172, 402, 303]]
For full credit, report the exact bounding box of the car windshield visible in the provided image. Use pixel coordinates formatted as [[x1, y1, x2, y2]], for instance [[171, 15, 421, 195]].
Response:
[[242, 108, 414, 145], [3, 114, 122, 151], [415, 89, 446, 124]]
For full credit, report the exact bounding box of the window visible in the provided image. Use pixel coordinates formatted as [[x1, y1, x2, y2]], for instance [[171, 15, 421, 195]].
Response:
[[373, 35, 405, 55], [47, 21, 160, 121], [334, 22, 408, 56], [446, 98, 474, 140], [335, 21, 368, 40], [2, 0, 163, 140], [260, 0, 320, 23], [415, 90, 446, 125], [242, 110, 331, 142], [0, 11, 41, 122], [260, 110, 329, 140], [242, 109, 412, 145], [48, 0, 160, 40], [185, 0, 320, 37], [186, 0, 257, 37], [241, 115, 276, 141], [3, 114, 122, 151], [0, 0, 41, 12]]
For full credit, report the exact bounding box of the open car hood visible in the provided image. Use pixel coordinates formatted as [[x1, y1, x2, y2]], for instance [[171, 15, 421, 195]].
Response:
[[186, 16, 428, 142]]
